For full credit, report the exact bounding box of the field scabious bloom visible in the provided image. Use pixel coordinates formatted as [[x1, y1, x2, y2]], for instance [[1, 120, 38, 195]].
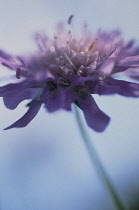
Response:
[[1, 17, 139, 132]]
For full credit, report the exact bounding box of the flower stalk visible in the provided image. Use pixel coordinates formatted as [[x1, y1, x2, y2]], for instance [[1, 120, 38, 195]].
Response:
[[72, 103, 125, 210]]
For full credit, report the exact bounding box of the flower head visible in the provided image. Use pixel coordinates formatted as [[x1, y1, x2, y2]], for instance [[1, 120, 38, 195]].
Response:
[[1, 17, 139, 132]]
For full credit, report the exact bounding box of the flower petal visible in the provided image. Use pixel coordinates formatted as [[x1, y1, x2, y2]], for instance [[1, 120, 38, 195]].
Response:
[[72, 74, 99, 86], [96, 77, 139, 97], [0, 50, 14, 60], [4, 100, 42, 130], [0, 57, 19, 70], [77, 95, 110, 132], [99, 59, 115, 76], [119, 55, 139, 64], [44, 86, 76, 112], [0, 50, 20, 70], [0, 82, 34, 110], [124, 68, 139, 80], [113, 64, 139, 74]]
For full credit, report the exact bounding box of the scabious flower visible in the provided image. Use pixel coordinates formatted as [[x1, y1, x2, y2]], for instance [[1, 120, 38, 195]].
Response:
[[1, 16, 139, 132]]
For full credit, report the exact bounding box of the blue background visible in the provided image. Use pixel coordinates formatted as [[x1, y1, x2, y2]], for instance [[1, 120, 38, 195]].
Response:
[[0, 0, 139, 209]]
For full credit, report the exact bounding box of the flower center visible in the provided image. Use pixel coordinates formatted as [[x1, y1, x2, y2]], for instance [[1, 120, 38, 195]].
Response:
[[45, 81, 57, 91], [74, 85, 89, 97]]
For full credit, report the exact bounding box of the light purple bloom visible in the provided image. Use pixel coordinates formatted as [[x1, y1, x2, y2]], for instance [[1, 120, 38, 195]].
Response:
[[1, 21, 139, 132]]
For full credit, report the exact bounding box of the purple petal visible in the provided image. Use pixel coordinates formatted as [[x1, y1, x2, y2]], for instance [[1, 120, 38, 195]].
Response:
[[0, 57, 19, 70], [95, 77, 139, 97], [0, 50, 13, 60], [99, 59, 115, 76], [0, 50, 21, 70], [124, 68, 139, 80], [4, 100, 42, 130], [0, 82, 34, 110], [113, 55, 139, 74], [119, 55, 139, 64], [77, 95, 110, 132], [72, 74, 99, 85], [44, 87, 76, 112], [112, 63, 139, 74]]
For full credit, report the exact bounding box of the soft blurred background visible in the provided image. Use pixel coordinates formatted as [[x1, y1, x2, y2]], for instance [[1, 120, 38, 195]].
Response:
[[0, 0, 139, 209]]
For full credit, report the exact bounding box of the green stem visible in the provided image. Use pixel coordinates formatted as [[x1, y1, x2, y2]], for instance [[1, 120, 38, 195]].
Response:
[[72, 104, 125, 210]]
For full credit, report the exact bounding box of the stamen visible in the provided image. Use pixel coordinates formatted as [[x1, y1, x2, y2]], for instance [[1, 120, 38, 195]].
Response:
[[53, 34, 59, 55], [68, 15, 74, 25], [18, 58, 28, 71], [82, 23, 88, 35], [86, 41, 96, 66], [35, 34, 47, 51], [54, 34, 57, 40], [63, 52, 77, 71], [84, 23, 87, 28], [108, 46, 117, 57], [66, 31, 72, 54], [88, 41, 95, 52], [58, 78, 71, 87]]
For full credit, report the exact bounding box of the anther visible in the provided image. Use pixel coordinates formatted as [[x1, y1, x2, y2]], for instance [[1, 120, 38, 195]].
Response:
[[68, 15, 74, 25], [46, 81, 57, 91], [16, 67, 22, 79], [58, 78, 71, 87], [88, 42, 95, 52]]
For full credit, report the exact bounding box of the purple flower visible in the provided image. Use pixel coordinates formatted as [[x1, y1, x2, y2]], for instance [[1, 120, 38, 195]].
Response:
[[1, 21, 139, 132]]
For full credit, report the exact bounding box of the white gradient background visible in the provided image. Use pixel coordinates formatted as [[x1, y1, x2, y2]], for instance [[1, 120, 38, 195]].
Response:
[[0, 0, 139, 209]]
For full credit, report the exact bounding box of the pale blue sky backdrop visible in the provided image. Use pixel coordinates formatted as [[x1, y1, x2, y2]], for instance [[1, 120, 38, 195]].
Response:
[[0, 0, 139, 209]]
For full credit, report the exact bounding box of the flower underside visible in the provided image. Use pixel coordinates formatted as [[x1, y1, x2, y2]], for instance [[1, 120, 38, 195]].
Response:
[[1, 17, 139, 132]]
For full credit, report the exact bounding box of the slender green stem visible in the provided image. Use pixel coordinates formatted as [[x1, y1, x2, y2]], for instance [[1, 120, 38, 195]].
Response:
[[72, 104, 125, 210]]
